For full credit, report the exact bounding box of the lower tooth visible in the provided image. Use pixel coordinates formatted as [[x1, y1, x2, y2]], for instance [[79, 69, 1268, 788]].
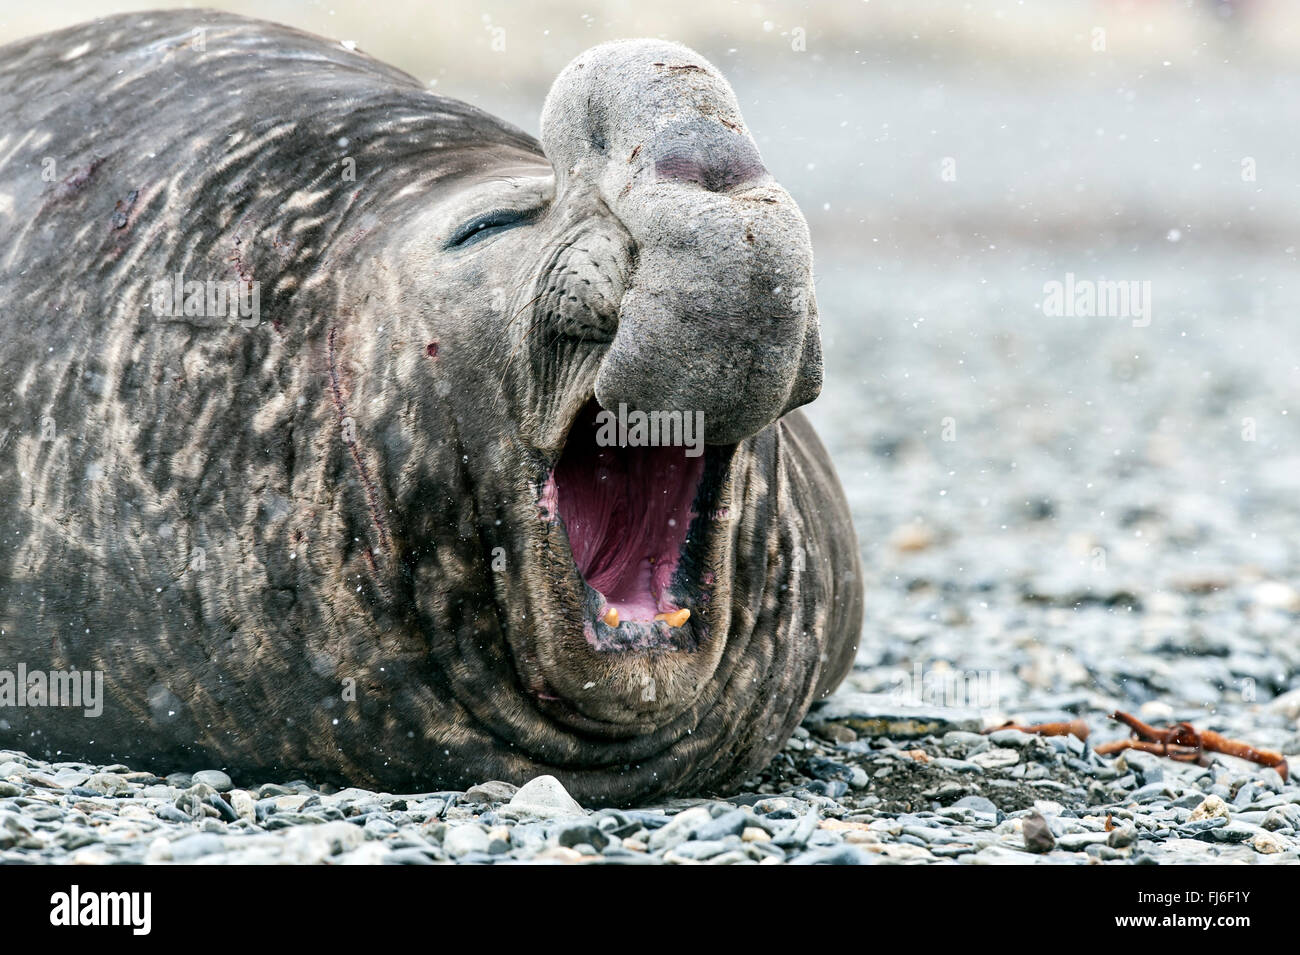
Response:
[[602, 607, 619, 627], [654, 609, 691, 628]]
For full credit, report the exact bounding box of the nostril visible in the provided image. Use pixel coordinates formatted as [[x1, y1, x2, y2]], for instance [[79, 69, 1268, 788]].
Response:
[[649, 119, 767, 193], [654, 153, 765, 192]]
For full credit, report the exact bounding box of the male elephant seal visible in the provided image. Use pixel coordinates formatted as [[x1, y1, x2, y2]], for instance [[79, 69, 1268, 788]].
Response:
[[0, 11, 862, 803]]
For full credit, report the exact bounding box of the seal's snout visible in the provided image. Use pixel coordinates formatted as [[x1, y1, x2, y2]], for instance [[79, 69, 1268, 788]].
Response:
[[540, 40, 822, 446]]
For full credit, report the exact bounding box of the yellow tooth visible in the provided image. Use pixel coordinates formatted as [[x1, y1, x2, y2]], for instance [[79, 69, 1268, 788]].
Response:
[[602, 607, 620, 627], [654, 609, 691, 628]]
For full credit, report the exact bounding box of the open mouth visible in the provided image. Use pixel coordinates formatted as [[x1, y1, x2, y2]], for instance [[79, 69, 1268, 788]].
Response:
[[544, 399, 727, 651]]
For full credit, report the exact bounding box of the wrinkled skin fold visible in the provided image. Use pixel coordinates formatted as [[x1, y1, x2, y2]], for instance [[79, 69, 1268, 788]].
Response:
[[0, 11, 863, 803]]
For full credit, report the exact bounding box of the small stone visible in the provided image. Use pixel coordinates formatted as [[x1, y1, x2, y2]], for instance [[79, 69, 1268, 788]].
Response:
[[336, 842, 393, 865], [1267, 688, 1300, 721], [168, 833, 225, 861], [1181, 817, 1229, 834], [869, 843, 933, 861], [704, 850, 750, 865], [773, 810, 820, 850], [1262, 806, 1300, 831], [363, 816, 398, 836], [807, 757, 856, 782], [1116, 749, 1167, 778], [191, 770, 233, 792], [443, 825, 491, 857], [463, 780, 519, 805], [1021, 812, 1056, 853], [807, 780, 849, 798], [1056, 832, 1109, 851], [666, 838, 733, 861], [280, 820, 366, 862], [1232, 783, 1257, 809], [155, 805, 192, 824], [535, 845, 584, 863], [386, 846, 438, 865], [1195, 823, 1255, 844], [119, 804, 155, 822], [82, 773, 129, 796], [1251, 831, 1287, 854], [694, 809, 750, 842], [68, 848, 116, 865], [1188, 794, 1231, 822], [206, 793, 239, 823], [555, 822, 610, 852], [970, 748, 1019, 770], [952, 795, 999, 815], [790, 845, 874, 864], [1131, 782, 1173, 803], [229, 789, 257, 822], [648, 807, 712, 852], [1107, 826, 1137, 848], [741, 827, 770, 843], [1085, 844, 1123, 862], [814, 722, 858, 743], [500, 775, 585, 820], [933, 757, 984, 774]]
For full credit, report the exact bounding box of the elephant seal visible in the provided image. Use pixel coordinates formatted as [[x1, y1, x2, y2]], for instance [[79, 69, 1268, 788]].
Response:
[[0, 11, 863, 803]]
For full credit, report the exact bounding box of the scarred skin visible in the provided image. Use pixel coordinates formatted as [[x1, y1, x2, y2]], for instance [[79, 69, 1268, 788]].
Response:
[[0, 11, 863, 803]]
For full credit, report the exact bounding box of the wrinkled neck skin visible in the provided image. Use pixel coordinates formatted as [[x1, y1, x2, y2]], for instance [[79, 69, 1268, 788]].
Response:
[[325, 169, 849, 802]]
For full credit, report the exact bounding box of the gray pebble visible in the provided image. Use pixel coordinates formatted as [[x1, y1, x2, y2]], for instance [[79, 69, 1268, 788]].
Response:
[[191, 770, 233, 792], [1021, 812, 1055, 853], [443, 825, 490, 857]]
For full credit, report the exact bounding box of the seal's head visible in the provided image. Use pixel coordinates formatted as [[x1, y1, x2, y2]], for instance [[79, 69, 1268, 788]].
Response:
[[334, 39, 846, 800]]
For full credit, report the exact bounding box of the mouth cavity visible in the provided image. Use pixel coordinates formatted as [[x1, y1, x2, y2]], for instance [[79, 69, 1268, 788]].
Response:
[[546, 399, 717, 651]]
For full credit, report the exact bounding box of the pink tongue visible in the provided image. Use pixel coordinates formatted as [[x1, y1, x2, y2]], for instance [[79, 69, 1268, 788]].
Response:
[[553, 409, 703, 621]]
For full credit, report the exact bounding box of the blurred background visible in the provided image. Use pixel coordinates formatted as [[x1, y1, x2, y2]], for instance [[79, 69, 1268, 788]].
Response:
[[3, 1, 1298, 730]]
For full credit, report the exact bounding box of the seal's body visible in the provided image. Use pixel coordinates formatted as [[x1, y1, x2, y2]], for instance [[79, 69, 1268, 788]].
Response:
[[0, 11, 862, 802]]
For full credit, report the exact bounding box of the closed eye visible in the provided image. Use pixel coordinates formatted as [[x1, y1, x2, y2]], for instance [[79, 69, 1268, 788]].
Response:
[[447, 207, 537, 249]]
